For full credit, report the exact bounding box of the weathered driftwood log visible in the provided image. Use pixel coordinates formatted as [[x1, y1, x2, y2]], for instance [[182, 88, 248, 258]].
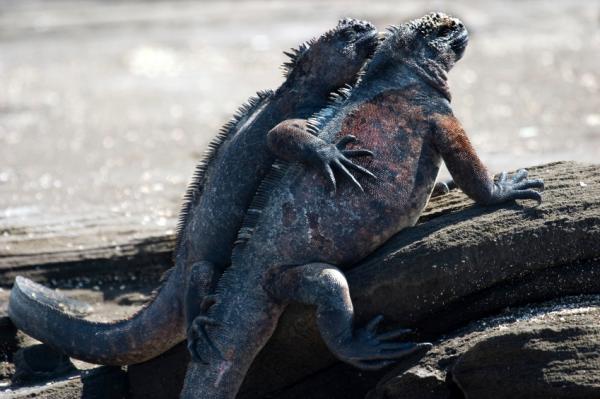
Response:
[[0, 210, 175, 287], [1, 366, 126, 399], [2, 162, 598, 398], [127, 161, 600, 399], [367, 295, 600, 399]]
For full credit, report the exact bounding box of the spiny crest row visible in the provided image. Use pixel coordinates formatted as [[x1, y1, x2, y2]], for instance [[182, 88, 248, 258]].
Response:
[[280, 40, 313, 77], [173, 90, 274, 258], [232, 162, 287, 248], [306, 84, 353, 138]]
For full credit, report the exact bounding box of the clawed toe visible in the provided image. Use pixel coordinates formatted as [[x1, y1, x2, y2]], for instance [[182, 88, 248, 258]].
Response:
[[337, 315, 431, 371], [187, 315, 222, 363], [514, 178, 544, 191], [491, 169, 544, 205], [336, 135, 357, 149], [316, 138, 377, 193]]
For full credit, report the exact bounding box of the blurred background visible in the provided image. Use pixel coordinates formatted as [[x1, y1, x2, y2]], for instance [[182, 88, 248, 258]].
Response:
[[0, 0, 598, 243]]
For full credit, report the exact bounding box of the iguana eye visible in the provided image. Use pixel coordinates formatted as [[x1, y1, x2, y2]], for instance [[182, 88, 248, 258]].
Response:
[[437, 26, 452, 37], [344, 29, 358, 41]]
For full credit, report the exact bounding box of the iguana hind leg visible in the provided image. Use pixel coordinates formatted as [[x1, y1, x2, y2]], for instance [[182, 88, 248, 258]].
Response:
[[268, 263, 431, 370]]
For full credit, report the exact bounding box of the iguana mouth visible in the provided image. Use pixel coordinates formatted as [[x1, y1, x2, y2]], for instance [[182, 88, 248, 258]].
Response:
[[450, 29, 469, 58]]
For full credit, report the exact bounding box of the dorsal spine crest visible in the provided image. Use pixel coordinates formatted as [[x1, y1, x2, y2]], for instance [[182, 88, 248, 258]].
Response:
[[173, 90, 274, 258]]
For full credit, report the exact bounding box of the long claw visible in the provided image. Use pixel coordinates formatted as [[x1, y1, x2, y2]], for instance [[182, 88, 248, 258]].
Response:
[[349, 342, 426, 363], [512, 168, 528, 183], [366, 315, 384, 333], [514, 178, 544, 191], [188, 318, 223, 362], [340, 156, 377, 179], [336, 135, 357, 149], [511, 189, 543, 204], [342, 149, 374, 158], [353, 359, 396, 370], [187, 338, 205, 364], [377, 327, 413, 341], [334, 160, 364, 192], [324, 163, 337, 194]]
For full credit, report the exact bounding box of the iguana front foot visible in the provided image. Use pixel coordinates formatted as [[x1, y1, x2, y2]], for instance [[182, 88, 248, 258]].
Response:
[[332, 315, 431, 370], [267, 119, 375, 192], [488, 168, 545, 204], [312, 135, 376, 192]]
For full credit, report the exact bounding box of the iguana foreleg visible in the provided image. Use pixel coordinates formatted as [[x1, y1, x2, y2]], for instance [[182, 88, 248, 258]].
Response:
[[432, 114, 544, 204], [267, 119, 375, 192], [268, 263, 431, 370]]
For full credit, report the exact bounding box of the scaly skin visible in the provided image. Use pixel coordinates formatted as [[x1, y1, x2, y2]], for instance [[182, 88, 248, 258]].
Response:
[[8, 19, 382, 366], [182, 13, 544, 398]]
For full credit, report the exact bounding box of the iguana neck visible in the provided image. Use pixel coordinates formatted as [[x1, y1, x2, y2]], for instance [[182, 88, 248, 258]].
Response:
[[399, 58, 451, 102]]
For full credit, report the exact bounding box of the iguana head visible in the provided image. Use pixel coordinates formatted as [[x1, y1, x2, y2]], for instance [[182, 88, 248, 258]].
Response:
[[282, 18, 380, 92], [363, 12, 468, 100], [370, 12, 468, 73]]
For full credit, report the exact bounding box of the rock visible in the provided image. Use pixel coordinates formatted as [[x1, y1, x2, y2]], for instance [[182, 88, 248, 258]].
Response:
[[244, 161, 600, 397], [1, 366, 127, 399], [127, 161, 600, 399], [12, 344, 76, 384], [368, 295, 600, 399]]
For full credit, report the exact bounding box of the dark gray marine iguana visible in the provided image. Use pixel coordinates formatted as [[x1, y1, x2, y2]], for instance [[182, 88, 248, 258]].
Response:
[[8, 19, 383, 365], [180, 12, 544, 399]]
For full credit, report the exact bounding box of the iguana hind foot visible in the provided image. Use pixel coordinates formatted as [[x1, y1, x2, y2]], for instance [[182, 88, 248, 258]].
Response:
[[187, 314, 222, 364], [269, 263, 430, 370], [339, 314, 430, 370]]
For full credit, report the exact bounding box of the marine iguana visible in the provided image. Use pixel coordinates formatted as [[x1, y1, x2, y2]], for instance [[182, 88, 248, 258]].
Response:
[[8, 19, 382, 365], [180, 12, 544, 398]]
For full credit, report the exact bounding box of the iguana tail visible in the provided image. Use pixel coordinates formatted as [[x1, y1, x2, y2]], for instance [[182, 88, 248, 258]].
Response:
[[8, 263, 190, 365]]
